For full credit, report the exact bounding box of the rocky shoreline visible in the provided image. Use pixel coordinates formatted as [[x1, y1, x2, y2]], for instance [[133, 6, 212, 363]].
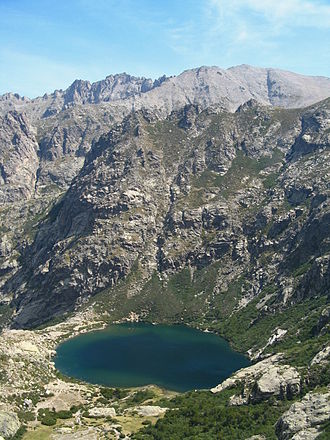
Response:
[[0, 309, 179, 439]]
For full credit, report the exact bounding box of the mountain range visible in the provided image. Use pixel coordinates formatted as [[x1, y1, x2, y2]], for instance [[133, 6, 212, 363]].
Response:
[[0, 64, 329, 439]]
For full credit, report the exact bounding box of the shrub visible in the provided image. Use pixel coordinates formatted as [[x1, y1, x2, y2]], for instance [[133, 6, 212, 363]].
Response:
[[56, 410, 72, 419], [40, 414, 57, 426], [100, 387, 128, 400]]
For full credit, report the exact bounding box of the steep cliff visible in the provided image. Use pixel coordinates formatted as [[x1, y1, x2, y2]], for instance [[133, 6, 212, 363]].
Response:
[[3, 98, 328, 345]]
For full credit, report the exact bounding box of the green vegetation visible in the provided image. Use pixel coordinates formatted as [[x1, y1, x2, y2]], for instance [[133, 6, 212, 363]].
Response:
[[10, 426, 27, 440], [216, 295, 327, 365], [69, 404, 85, 414], [14, 392, 41, 407], [0, 303, 12, 328], [100, 387, 129, 400], [317, 419, 330, 439], [302, 363, 330, 393], [262, 171, 279, 189], [37, 409, 57, 426], [192, 149, 283, 199], [55, 410, 72, 419], [54, 369, 85, 384], [271, 107, 302, 133], [37, 408, 73, 426], [35, 312, 72, 330], [293, 261, 313, 278], [205, 276, 247, 322], [92, 261, 222, 326], [174, 148, 284, 210], [22, 204, 52, 242], [17, 411, 35, 423], [132, 390, 291, 440], [124, 389, 156, 407], [146, 119, 187, 170]]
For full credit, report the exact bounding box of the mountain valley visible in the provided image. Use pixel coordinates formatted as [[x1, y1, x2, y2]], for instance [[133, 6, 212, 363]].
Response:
[[0, 65, 329, 440]]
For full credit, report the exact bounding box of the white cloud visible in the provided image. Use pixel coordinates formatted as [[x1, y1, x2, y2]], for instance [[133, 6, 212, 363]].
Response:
[[209, 0, 330, 29], [198, 0, 330, 68]]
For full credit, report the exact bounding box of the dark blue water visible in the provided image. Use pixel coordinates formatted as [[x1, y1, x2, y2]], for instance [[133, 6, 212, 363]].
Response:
[[55, 323, 249, 392]]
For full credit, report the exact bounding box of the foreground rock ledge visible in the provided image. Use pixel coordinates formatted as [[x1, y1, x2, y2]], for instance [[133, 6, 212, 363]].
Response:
[[211, 354, 301, 404], [275, 390, 330, 440]]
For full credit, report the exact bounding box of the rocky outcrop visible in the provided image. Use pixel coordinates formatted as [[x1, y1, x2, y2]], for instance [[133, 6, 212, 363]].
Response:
[[134, 406, 168, 417], [311, 344, 330, 366], [35, 104, 119, 191], [245, 436, 266, 440], [88, 407, 116, 418], [211, 355, 301, 403], [287, 103, 330, 160], [312, 307, 330, 337], [275, 390, 330, 440], [62, 73, 156, 106], [51, 428, 99, 440], [249, 364, 301, 403], [265, 68, 330, 108], [0, 411, 20, 439]]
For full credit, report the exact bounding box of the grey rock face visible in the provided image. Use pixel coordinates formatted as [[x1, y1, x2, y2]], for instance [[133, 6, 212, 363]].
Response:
[[35, 104, 119, 191], [0, 111, 39, 202], [250, 364, 301, 402], [3, 97, 328, 329], [265, 68, 330, 108], [88, 407, 116, 418], [311, 344, 330, 365], [275, 390, 330, 440], [0, 411, 20, 439], [134, 406, 168, 417], [288, 102, 330, 160], [211, 354, 300, 403], [62, 73, 156, 106]]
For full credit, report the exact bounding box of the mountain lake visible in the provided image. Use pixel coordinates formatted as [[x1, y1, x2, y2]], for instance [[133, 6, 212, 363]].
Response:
[[55, 322, 250, 392]]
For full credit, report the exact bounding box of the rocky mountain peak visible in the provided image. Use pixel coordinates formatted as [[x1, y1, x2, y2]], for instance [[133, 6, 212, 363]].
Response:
[[2, 64, 330, 122], [62, 73, 160, 107], [63, 79, 92, 105]]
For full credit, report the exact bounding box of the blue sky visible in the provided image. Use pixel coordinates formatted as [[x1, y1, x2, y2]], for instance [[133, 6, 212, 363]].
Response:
[[1, 0, 330, 97]]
